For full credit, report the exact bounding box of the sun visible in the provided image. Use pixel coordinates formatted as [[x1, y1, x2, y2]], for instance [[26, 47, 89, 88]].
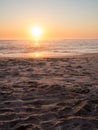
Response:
[[31, 26, 43, 40]]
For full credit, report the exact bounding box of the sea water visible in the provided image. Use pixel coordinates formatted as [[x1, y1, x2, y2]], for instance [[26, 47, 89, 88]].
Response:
[[0, 39, 98, 58]]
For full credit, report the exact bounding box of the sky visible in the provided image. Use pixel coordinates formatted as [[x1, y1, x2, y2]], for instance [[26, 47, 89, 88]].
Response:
[[0, 0, 98, 39]]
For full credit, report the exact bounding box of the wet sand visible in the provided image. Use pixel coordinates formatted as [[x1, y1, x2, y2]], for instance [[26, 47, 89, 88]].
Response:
[[0, 54, 98, 130]]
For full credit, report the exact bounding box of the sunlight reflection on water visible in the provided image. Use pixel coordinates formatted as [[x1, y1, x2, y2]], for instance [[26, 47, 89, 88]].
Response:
[[0, 39, 98, 58]]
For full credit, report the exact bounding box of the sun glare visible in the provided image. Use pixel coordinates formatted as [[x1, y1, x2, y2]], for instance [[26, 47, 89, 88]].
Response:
[[31, 26, 43, 40]]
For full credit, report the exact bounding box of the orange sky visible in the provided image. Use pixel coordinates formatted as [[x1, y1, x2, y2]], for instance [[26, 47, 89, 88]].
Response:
[[0, 0, 98, 40]]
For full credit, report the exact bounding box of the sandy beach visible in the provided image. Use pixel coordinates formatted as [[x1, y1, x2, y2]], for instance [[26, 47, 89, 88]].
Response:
[[0, 54, 98, 130]]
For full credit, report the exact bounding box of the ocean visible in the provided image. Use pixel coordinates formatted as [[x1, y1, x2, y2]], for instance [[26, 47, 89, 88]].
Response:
[[0, 39, 98, 58]]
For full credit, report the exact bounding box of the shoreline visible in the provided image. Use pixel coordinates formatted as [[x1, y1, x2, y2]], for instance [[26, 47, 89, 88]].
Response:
[[0, 53, 98, 59]]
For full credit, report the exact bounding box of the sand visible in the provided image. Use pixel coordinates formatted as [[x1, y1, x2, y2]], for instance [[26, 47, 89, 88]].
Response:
[[0, 54, 98, 130]]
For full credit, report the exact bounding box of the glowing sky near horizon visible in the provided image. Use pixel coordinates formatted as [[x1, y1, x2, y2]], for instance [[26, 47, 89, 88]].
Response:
[[0, 0, 98, 39]]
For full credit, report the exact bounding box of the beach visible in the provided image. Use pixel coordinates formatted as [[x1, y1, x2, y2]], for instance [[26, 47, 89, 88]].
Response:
[[0, 54, 98, 130]]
